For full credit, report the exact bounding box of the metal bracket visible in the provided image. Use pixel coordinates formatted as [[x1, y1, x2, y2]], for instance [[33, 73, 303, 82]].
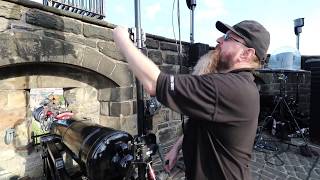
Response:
[[4, 128, 15, 145], [128, 27, 146, 48]]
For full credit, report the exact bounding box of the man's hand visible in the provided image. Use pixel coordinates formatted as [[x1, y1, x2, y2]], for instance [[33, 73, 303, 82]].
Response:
[[112, 26, 131, 48], [112, 26, 160, 95], [164, 135, 183, 172], [164, 145, 179, 172]]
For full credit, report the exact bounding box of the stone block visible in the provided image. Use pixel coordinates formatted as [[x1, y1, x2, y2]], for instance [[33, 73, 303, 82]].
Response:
[[98, 87, 134, 102], [14, 121, 29, 147], [97, 41, 125, 62], [26, 9, 63, 31], [11, 22, 43, 32], [168, 119, 183, 128], [100, 102, 109, 116], [63, 41, 84, 66], [13, 31, 42, 62], [151, 108, 171, 129], [83, 23, 113, 41], [0, 109, 26, 137], [159, 65, 180, 74], [157, 122, 169, 130], [43, 30, 66, 40], [146, 38, 159, 49], [40, 36, 64, 63], [264, 166, 287, 177], [97, 56, 117, 77], [13, 31, 73, 63], [109, 63, 134, 87], [157, 127, 176, 144], [7, 90, 27, 109], [82, 47, 103, 71], [26, 9, 82, 34], [46, 30, 96, 49], [99, 115, 121, 129], [0, 33, 19, 65], [180, 55, 190, 67], [171, 111, 182, 120], [65, 34, 97, 48], [0, 91, 7, 108], [109, 101, 134, 116], [119, 115, 137, 135], [164, 53, 179, 65], [0, 1, 22, 20], [0, 17, 10, 32], [64, 87, 100, 123], [64, 89, 77, 105], [148, 50, 163, 65], [62, 16, 82, 34], [259, 170, 277, 179], [160, 42, 179, 51]]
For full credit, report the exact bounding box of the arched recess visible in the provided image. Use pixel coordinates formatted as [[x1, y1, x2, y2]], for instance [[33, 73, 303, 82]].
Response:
[[0, 62, 117, 135]]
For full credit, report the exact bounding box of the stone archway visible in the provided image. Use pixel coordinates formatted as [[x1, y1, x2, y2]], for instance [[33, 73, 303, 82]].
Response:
[[0, 62, 137, 179], [0, 31, 133, 87]]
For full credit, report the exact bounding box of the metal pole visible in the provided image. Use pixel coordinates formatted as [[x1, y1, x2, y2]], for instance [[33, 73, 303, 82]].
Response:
[[135, 0, 144, 137], [190, 6, 195, 44], [189, 0, 196, 44], [135, 0, 143, 52], [296, 34, 300, 50], [134, 1, 147, 179]]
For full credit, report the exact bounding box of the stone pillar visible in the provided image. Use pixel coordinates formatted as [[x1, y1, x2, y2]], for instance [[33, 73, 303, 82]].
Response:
[[98, 87, 138, 134], [64, 87, 100, 124]]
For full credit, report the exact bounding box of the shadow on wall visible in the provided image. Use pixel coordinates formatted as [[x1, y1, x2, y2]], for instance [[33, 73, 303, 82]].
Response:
[[0, 11, 78, 63], [0, 63, 117, 89]]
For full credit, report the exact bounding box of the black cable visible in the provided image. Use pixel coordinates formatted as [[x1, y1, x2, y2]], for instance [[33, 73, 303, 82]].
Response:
[[171, 0, 177, 45]]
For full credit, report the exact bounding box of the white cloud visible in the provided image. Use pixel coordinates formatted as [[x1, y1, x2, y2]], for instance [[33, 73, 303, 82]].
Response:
[[145, 3, 161, 20], [195, 0, 228, 21], [265, 9, 320, 55], [265, 22, 296, 55], [299, 11, 320, 55]]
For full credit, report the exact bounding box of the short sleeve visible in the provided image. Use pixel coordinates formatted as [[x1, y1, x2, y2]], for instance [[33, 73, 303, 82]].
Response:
[[156, 72, 217, 121]]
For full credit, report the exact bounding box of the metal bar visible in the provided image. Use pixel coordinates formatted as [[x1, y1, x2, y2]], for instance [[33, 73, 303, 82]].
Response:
[[43, 0, 104, 18], [190, 7, 195, 44], [296, 34, 300, 50], [134, 0, 148, 177]]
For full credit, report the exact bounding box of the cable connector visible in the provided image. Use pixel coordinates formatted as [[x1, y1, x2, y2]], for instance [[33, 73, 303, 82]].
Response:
[[128, 27, 146, 48]]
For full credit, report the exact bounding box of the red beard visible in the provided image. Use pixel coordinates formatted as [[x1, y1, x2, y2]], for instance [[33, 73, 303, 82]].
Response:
[[192, 49, 219, 75]]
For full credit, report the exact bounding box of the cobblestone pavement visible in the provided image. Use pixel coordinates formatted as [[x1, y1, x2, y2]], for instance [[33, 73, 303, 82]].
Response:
[[154, 137, 320, 180], [1, 138, 319, 180]]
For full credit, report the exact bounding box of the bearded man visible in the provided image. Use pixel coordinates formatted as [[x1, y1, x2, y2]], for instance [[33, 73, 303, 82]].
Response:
[[113, 20, 270, 180]]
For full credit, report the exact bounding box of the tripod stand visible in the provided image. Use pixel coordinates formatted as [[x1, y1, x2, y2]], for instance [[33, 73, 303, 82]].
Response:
[[255, 72, 313, 158]]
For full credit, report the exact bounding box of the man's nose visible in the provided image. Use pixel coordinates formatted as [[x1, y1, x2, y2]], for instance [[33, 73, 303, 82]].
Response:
[[216, 36, 224, 44]]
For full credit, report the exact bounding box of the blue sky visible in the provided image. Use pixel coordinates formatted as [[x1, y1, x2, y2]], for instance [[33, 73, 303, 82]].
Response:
[[31, 0, 320, 55]]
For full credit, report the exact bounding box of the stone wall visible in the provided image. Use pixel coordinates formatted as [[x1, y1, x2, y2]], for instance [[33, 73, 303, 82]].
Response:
[[0, 0, 191, 179], [0, 0, 317, 179], [255, 70, 311, 126]]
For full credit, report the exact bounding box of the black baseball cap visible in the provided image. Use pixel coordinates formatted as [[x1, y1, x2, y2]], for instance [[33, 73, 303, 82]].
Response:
[[216, 20, 270, 62]]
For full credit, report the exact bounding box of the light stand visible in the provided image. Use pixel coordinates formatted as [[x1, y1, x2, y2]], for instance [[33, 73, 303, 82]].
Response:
[[255, 72, 314, 158], [294, 18, 304, 50], [186, 0, 196, 43], [128, 1, 166, 179], [130, 1, 157, 179]]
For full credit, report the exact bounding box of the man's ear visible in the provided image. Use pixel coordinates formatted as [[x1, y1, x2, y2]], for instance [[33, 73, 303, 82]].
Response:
[[240, 48, 255, 62]]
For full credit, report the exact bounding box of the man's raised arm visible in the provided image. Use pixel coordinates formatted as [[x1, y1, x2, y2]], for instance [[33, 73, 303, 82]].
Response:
[[113, 26, 161, 96]]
